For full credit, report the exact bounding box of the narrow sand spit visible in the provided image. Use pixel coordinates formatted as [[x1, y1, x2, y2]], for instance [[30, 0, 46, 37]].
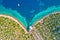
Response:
[[0, 14, 28, 33]]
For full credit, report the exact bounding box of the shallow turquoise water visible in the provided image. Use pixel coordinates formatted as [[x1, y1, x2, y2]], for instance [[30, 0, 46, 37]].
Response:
[[0, 0, 60, 30], [0, 5, 28, 29], [31, 6, 60, 26], [0, 5, 60, 30]]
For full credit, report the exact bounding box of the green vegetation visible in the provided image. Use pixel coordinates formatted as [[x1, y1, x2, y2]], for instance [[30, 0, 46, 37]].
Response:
[[0, 16, 34, 40], [34, 13, 60, 40]]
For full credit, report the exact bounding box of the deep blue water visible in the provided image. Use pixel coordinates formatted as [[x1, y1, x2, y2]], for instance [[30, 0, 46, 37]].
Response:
[[0, 0, 60, 30]]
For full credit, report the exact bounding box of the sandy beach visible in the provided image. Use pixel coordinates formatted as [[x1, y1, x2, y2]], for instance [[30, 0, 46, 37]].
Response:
[[33, 12, 60, 26], [0, 14, 28, 33]]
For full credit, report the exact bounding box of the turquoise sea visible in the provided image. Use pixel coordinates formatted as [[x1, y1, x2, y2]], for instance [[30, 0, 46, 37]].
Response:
[[0, 0, 60, 30]]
